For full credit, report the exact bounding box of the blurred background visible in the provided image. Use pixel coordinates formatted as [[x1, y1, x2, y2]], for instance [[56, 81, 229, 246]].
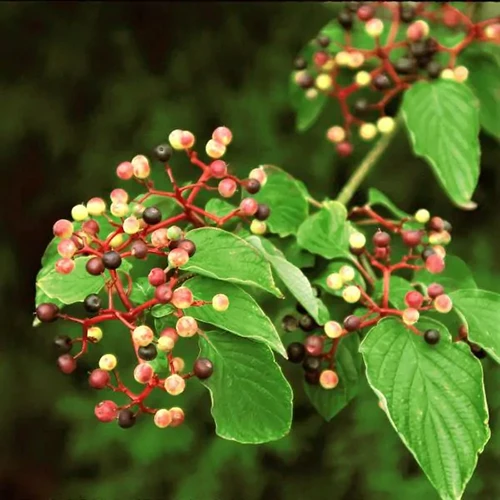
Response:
[[2, 2, 500, 499]]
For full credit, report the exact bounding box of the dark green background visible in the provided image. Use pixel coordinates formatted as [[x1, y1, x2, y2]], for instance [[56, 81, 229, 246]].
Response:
[[3, 2, 500, 499]]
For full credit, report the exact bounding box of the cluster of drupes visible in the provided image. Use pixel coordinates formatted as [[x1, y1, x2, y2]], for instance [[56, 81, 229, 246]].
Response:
[[35, 127, 272, 430], [293, 1, 500, 156], [282, 205, 485, 391]]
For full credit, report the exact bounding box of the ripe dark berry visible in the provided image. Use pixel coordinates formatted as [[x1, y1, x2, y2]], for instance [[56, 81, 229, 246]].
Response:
[[131, 240, 148, 259], [194, 357, 214, 379], [138, 343, 158, 361], [427, 283, 445, 299], [425, 38, 438, 56], [303, 355, 322, 373], [57, 354, 76, 374], [373, 231, 391, 247], [143, 206, 162, 225], [177, 239, 196, 257], [287, 342, 305, 363], [346, 2, 360, 13], [338, 9, 353, 30], [316, 35, 330, 47], [246, 179, 261, 194], [304, 335, 324, 357], [86, 257, 105, 276], [344, 315, 362, 332], [353, 98, 369, 116], [424, 329, 440, 345], [282, 315, 298, 332], [470, 343, 487, 359], [54, 335, 72, 354], [394, 57, 417, 74], [296, 72, 314, 89], [154, 143, 173, 162], [36, 302, 60, 323], [255, 204, 271, 221], [89, 369, 110, 389], [305, 370, 321, 385], [401, 230, 422, 247], [118, 409, 136, 429], [299, 314, 318, 332], [84, 294, 101, 313], [373, 73, 391, 91], [426, 61, 442, 79], [102, 251, 122, 270], [400, 4, 416, 23], [294, 56, 307, 70], [409, 41, 428, 58]]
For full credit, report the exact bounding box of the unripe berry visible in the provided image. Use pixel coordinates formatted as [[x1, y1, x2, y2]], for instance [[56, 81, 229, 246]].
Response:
[[295, 70, 314, 88], [151, 228, 169, 248], [132, 154, 151, 179], [148, 267, 166, 287], [424, 329, 440, 345], [414, 208, 430, 224], [402, 308, 420, 325], [344, 315, 361, 332], [326, 126, 346, 143], [348, 51, 365, 69], [134, 363, 154, 384], [154, 409, 172, 428], [434, 294, 453, 313], [425, 254, 445, 274], [342, 285, 361, 303], [172, 356, 185, 373], [433, 244, 448, 259], [324, 321, 343, 339], [375, 247, 388, 260], [427, 283, 445, 299], [176, 316, 198, 337], [315, 73, 333, 91], [212, 293, 229, 312], [99, 354, 117, 371], [95, 400, 118, 423], [373, 231, 391, 247], [319, 369, 339, 390], [57, 354, 77, 374], [89, 369, 110, 389], [170, 407, 185, 427], [326, 272, 343, 290], [250, 219, 267, 235], [36, 302, 60, 323], [71, 234, 85, 250], [132, 325, 154, 347], [406, 20, 429, 41], [167, 226, 183, 241], [485, 23, 500, 40], [71, 204, 88, 222], [441, 68, 456, 81], [109, 232, 124, 248], [355, 70, 371, 87], [110, 201, 129, 218], [454, 66, 469, 83], [305, 88, 318, 100], [55, 258, 75, 275], [206, 139, 226, 159], [88, 326, 103, 342], [212, 126, 232, 146], [160, 327, 179, 346], [210, 160, 228, 178], [357, 4, 374, 21], [401, 230, 422, 247], [245, 179, 261, 194], [239, 197, 259, 217], [57, 238, 77, 259], [158, 336, 175, 352], [376, 116, 395, 134], [116, 161, 134, 180], [171, 287, 194, 309], [53, 219, 74, 239], [131, 240, 148, 259], [110, 188, 129, 204], [155, 284, 173, 304], [359, 123, 377, 141], [349, 231, 366, 249], [82, 219, 100, 235], [102, 251, 122, 270], [304, 335, 324, 357], [249, 167, 267, 186], [123, 216, 141, 235], [366, 18, 384, 37], [165, 374, 186, 395], [336, 141, 353, 157], [218, 178, 238, 198], [168, 248, 190, 268], [193, 358, 214, 379], [169, 129, 184, 150], [87, 197, 106, 216], [180, 130, 195, 149], [339, 265, 355, 282], [138, 343, 157, 361], [335, 51, 351, 66], [287, 342, 306, 363]]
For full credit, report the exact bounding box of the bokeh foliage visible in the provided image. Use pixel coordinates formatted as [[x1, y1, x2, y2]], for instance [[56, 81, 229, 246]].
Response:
[[2, 2, 500, 499]]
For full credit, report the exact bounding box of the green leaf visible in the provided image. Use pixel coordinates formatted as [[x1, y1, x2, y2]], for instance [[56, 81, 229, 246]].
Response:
[[402, 80, 480, 208], [181, 227, 282, 297], [184, 276, 286, 357], [361, 317, 490, 500], [129, 277, 155, 304], [204, 198, 237, 221], [252, 165, 309, 237], [270, 237, 315, 269], [450, 289, 500, 364], [199, 330, 293, 444], [304, 334, 362, 421], [297, 201, 350, 259], [314, 260, 366, 297], [460, 49, 500, 139], [247, 236, 326, 326], [373, 276, 414, 310], [367, 188, 410, 219], [414, 255, 477, 293]]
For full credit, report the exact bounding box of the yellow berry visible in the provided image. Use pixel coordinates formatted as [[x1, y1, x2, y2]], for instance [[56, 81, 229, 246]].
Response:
[[359, 123, 378, 141], [86, 197, 106, 216], [315, 73, 333, 91], [110, 202, 129, 218], [349, 231, 366, 249], [414, 208, 430, 224], [402, 308, 419, 325], [342, 285, 361, 304], [454, 65, 469, 83], [71, 204, 88, 222], [322, 58, 336, 71], [212, 293, 230, 312], [180, 130, 195, 149], [366, 18, 384, 37], [157, 336, 175, 352], [339, 265, 355, 282], [376, 116, 395, 134], [432, 244, 447, 259], [154, 409, 172, 428], [441, 68, 456, 80], [355, 70, 371, 87], [131, 155, 151, 179], [123, 216, 141, 235], [168, 129, 184, 150], [176, 316, 198, 337], [205, 139, 226, 159], [324, 321, 343, 339], [99, 354, 117, 371], [88, 326, 103, 342], [326, 126, 346, 143], [335, 51, 350, 66], [319, 369, 339, 389], [434, 294, 453, 313], [108, 232, 124, 248], [172, 356, 185, 373], [249, 167, 267, 186], [164, 374, 185, 396], [250, 219, 267, 235], [326, 272, 343, 291], [305, 88, 318, 100], [132, 325, 154, 347], [348, 52, 365, 69], [110, 188, 129, 204]]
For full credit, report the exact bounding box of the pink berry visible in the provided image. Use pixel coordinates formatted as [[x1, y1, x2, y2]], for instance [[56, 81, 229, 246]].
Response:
[[212, 294, 229, 312], [239, 197, 259, 217], [169, 407, 185, 427], [180, 130, 195, 148], [148, 267, 166, 287], [434, 294, 453, 314], [57, 238, 77, 259], [401, 230, 422, 247], [218, 178, 238, 198], [94, 400, 118, 423], [116, 161, 134, 180], [357, 4, 374, 21], [427, 283, 445, 299], [133, 363, 154, 384], [155, 284, 173, 304], [319, 369, 339, 389], [160, 327, 179, 344], [425, 254, 445, 274], [168, 248, 190, 268], [313, 51, 329, 67], [82, 219, 100, 235], [154, 409, 172, 428], [57, 354, 76, 374], [210, 160, 228, 179], [336, 141, 353, 157], [443, 9, 461, 27], [176, 316, 198, 337], [89, 369, 110, 389], [164, 374, 186, 395], [407, 20, 428, 41], [402, 308, 420, 325], [171, 287, 194, 309], [53, 219, 74, 239], [132, 155, 151, 179], [405, 291, 424, 309], [110, 188, 129, 204], [212, 126, 233, 146], [151, 228, 169, 248], [55, 258, 75, 275], [304, 336, 324, 357]]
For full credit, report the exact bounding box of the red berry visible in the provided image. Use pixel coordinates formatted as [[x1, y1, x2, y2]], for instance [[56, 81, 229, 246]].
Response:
[[374, 247, 388, 260], [86, 257, 105, 276], [313, 51, 329, 67], [357, 5, 374, 21], [193, 358, 214, 379], [89, 369, 110, 389], [57, 354, 76, 374], [428, 216, 444, 232], [425, 254, 445, 274], [148, 267, 166, 287], [336, 141, 353, 157], [239, 197, 259, 217], [373, 231, 391, 247], [155, 284, 173, 304], [427, 283, 445, 299], [401, 230, 422, 247], [405, 291, 424, 309], [36, 303, 60, 323], [116, 161, 134, 180], [94, 400, 118, 423], [304, 335, 324, 357], [82, 219, 100, 235], [210, 160, 227, 179]]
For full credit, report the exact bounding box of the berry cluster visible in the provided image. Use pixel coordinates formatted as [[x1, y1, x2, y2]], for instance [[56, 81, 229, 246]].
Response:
[[293, 2, 500, 155], [35, 127, 271, 429], [284, 204, 481, 390]]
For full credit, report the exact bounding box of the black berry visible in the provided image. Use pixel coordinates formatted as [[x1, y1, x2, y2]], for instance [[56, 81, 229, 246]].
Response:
[[424, 329, 440, 345], [296, 72, 314, 89], [353, 98, 370, 116], [36, 303, 60, 323], [346, 2, 360, 13], [394, 57, 417, 74], [138, 344, 157, 361], [246, 179, 261, 194], [154, 143, 173, 162], [373, 231, 391, 247], [471, 344, 487, 359], [344, 315, 362, 332], [400, 4, 416, 23], [316, 35, 330, 47], [131, 240, 148, 259], [84, 294, 101, 313], [287, 342, 306, 363], [54, 335, 72, 354], [118, 409, 136, 429], [294, 56, 307, 71], [296, 302, 307, 314], [409, 41, 428, 59], [177, 239, 196, 257], [86, 257, 105, 276], [373, 73, 391, 91], [304, 370, 321, 385], [338, 9, 354, 30], [254, 204, 271, 221], [426, 61, 442, 79], [302, 355, 322, 373], [193, 358, 214, 379], [282, 315, 298, 332], [143, 206, 162, 225], [299, 314, 318, 332], [102, 251, 122, 270]]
